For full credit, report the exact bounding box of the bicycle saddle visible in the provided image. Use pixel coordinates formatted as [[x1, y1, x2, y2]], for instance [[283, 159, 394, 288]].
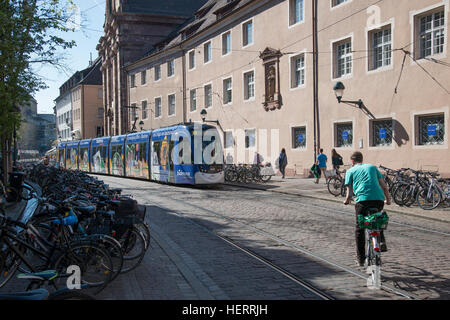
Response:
[[0, 288, 49, 300]]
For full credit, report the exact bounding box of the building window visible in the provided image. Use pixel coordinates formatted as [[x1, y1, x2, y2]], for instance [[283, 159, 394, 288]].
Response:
[[417, 9, 445, 59], [242, 20, 253, 47], [223, 78, 232, 104], [167, 60, 175, 77], [98, 88, 103, 99], [189, 50, 195, 70], [190, 89, 197, 112], [204, 41, 212, 63], [369, 26, 392, 70], [141, 70, 147, 85], [155, 97, 162, 118], [96, 126, 104, 137], [335, 122, 353, 147], [130, 74, 136, 88], [224, 131, 234, 149], [168, 94, 176, 116], [334, 39, 352, 78], [130, 103, 137, 121], [155, 65, 161, 81], [142, 101, 148, 119], [292, 127, 306, 149], [243, 71, 255, 100], [289, 0, 304, 26], [332, 0, 348, 7], [97, 108, 104, 119], [291, 54, 305, 88], [417, 114, 445, 145], [222, 31, 231, 55], [204, 84, 212, 108], [245, 129, 256, 148], [371, 119, 393, 147]]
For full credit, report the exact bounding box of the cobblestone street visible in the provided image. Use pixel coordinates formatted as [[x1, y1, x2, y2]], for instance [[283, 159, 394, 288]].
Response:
[[93, 176, 450, 300]]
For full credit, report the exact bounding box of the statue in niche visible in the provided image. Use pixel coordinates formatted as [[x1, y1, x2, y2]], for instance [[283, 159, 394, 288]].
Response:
[[267, 65, 276, 102]]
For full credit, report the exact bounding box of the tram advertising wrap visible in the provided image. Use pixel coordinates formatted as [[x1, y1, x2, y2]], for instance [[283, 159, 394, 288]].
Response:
[[56, 123, 224, 185]]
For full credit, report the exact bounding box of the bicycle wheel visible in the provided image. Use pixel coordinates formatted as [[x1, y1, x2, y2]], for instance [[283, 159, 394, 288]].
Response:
[[136, 222, 151, 250], [20, 185, 34, 201], [52, 242, 113, 295], [416, 186, 442, 210], [260, 175, 272, 183], [118, 227, 147, 273], [393, 183, 408, 206], [0, 250, 19, 288], [327, 176, 343, 197], [48, 290, 96, 300]]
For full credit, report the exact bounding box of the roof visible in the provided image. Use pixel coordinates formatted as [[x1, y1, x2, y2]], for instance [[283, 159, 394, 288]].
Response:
[[122, 0, 209, 17]]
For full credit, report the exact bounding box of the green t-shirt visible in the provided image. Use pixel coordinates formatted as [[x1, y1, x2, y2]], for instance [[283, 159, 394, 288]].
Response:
[[344, 163, 385, 202]]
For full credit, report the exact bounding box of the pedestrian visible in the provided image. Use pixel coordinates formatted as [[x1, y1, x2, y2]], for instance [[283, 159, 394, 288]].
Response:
[[343, 151, 391, 266], [315, 148, 327, 184], [253, 152, 264, 166], [331, 149, 343, 170], [279, 148, 288, 179]]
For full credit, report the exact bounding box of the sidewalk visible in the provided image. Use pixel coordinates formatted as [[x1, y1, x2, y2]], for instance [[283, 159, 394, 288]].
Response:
[[225, 176, 450, 223]]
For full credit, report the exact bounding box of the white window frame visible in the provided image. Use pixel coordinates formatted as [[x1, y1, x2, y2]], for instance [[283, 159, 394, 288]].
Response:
[[130, 74, 136, 88], [330, 0, 352, 10], [168, 93, 176, 117], [243, 69, 255, 101], [242, 19, 254, 48], [167, 60, 175, 78], [366, 19, 395, 74], [411, 107, 449, 150], [289, 51, 306, 89], [188, 49, 196, 71], [204, 41, 212, 64], [222, 76, 233, 105], [154, 65, 161, 82], [190, 89, 197, 112], [141, 100, 148, 120], [410, 1, 448, 63], [244, 128, 257, 149], [154, 96, 162, 119], [204, 83, 213, 109], [331, 34, 353, 80], [367, 114, 396, 150], [333, 119, 355, 149], [141, 70, 147, 85], [288, 0, 305, 28], [221, 30, 232, 56]]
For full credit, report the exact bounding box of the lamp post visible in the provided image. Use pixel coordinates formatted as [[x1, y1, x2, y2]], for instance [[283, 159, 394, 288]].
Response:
[[333, 82, 376, 120], [139, 120, 144, 131]]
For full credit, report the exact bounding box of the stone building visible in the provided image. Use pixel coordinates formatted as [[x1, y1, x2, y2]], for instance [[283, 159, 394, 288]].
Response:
[[122, 0, 449, 176], [96, 0, 209, 137]]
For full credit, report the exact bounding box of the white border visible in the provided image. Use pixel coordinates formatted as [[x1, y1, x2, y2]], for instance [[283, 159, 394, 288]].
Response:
[[409, 0, 449, 65], [290, 123, 308, 151], [222, 75, 233, 106], [189, 88, 197, 113], [154, 65, 161, 82], [242, 68, 256, 102], [241, 18, 254, 48], [365, 18, 395, 75], [154, 96, 162, 119], [332, 119, 355, 150], [167, 92, 177, 117], [289, 50, 307, 90], [167, 59, 175, 78], [288, 0, 306, 29], [330, 0, 353, 11], [141, 100, 149, 120], [330, 33, 354, 81], [411, 106, 449, 149], [203, 40, 213, 65], [367, 114, 396, 150], [203, 82, 213, 109], [188, 49, 196, 71], [221, 30, 232, 57]]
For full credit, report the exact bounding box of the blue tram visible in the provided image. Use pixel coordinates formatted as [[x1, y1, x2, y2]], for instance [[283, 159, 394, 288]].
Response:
[[56, 123, 224, 185]]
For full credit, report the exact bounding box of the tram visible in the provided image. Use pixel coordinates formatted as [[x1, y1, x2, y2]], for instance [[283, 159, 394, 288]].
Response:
[[56, 123, 224, 185]]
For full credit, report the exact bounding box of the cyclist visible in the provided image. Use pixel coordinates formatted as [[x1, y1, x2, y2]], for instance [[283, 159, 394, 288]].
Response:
[[343, 151, 391, 267]]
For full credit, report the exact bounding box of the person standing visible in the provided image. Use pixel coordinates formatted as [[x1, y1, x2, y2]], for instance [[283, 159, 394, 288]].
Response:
[[279, 149, 288, 179], [315, 149, 327, 184], [343, 151, 391, 267], [331, 149, 343, 170]]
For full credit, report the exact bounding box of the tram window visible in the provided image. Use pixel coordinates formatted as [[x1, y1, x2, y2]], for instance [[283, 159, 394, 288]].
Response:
[[153, 141, 161, 165], [139, 143, 147, 163], [178, 137, 184, 162]]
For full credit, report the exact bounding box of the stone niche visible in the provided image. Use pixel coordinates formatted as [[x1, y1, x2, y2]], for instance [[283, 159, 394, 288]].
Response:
[[260, 47, 283, 111]]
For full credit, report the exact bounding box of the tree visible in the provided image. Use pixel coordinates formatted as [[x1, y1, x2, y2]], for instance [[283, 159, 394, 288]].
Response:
[[0, 0, 76, 183]]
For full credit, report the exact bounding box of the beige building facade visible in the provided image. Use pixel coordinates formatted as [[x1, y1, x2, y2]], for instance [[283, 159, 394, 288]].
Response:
[[125, 0, 450, 176]]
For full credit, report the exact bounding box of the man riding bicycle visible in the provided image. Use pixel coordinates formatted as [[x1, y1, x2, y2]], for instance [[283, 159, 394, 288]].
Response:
[[343, 152, 391, 267]]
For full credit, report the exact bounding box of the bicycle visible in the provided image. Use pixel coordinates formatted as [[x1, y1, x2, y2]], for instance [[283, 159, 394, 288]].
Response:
[[327, 168, 347, 197], [357, 208, 389, 289], [416, 172, 448, 210]]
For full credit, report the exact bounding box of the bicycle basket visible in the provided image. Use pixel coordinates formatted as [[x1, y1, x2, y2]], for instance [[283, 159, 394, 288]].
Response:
[[357, 211, 389, 230]]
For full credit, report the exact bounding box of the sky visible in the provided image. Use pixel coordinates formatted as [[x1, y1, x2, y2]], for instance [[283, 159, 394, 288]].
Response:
[[33, 0, 106, 114]]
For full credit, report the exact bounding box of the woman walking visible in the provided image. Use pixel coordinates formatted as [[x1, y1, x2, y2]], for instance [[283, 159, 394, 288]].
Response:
[[279, 149, 288, 179], [331, 149, 343, 170]]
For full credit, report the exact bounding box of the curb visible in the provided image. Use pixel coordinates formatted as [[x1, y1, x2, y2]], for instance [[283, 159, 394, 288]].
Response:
[[225, 182, 450, 224]]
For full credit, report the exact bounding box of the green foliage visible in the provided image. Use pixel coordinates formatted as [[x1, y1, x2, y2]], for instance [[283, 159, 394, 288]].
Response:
[[0, 0, 76, 138]]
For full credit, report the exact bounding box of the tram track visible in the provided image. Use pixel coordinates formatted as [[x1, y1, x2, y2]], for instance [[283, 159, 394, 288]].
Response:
[[104, 178, 419, 300]]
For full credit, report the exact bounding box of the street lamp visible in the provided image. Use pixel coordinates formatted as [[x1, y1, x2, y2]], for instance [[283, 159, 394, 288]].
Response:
[[333, 81, 376, 120], [139, 120, 144, 131]]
